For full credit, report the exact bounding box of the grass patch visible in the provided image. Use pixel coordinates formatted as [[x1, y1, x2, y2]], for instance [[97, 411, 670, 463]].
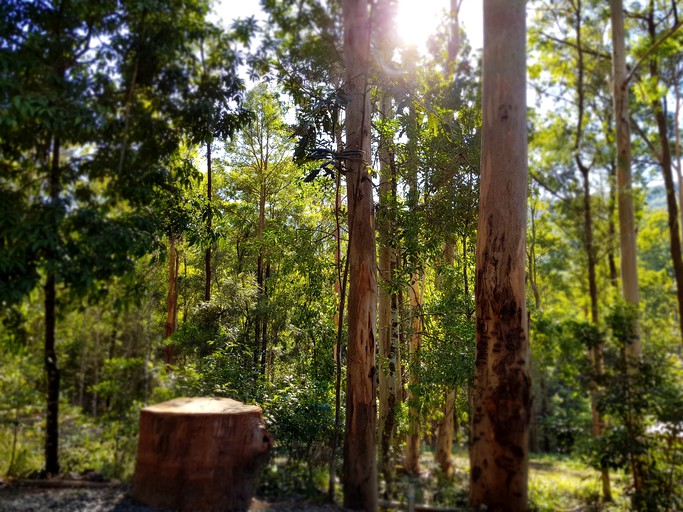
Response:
[[528, 453, 629, 511]]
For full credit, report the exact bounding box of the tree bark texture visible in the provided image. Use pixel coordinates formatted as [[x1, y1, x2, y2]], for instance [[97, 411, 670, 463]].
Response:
[[469, 1, 531, 509], [131, 397, 272, 511], [609, 0, 641, 357], [342, 0, 378, 510]]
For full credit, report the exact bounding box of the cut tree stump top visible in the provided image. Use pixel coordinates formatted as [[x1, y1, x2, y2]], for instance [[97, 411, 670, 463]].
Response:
[[132, 396, 272, 511], [142, 396, 262, 415]]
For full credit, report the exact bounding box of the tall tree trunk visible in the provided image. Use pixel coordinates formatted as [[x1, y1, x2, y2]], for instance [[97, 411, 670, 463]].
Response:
[[435, 389, 457, 476], [165, 232, 178, 366], [205, 141, 212, 302], [528, 202, 541, 310], [44, 272, 60, 476], [434, 241, 457, 474], [44, 136, 61, 476], [377, 19, 399, 493], [469, 1, 531, 509], [405, 275, 423, 475], [609, 0, 641, 357], [435, 7, 465, 471], [328, 215, 349, 501], [333, 126, 344, 362], [646, 8, 683, 342], [261, 263, 270, 374], [610, 1, 647, 503], [342, 1, 378, 509], [608, 162, 620, 290], [674, 64, 682, 241], [582, 165, 612, 501], [403, 87, 423, 477], [255, 185, 266, 374], [573, 2, 611, 498]]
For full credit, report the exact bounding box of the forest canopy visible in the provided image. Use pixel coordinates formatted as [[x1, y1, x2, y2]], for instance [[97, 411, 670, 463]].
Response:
[[1, 0, 682, 511]]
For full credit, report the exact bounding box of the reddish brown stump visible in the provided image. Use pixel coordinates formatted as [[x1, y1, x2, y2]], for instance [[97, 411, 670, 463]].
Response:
[[131, 397, 272, 511]]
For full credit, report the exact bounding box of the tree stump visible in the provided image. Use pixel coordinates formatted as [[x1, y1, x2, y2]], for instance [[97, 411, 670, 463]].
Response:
[[131, 397, 272, 511]]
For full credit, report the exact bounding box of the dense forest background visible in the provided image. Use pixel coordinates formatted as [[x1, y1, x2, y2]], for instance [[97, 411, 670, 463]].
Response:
[[1, 0, 682, 510]]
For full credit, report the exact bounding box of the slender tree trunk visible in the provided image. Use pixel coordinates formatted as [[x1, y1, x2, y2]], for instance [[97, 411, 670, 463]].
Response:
[[582, 166, 612, 501], [44, 272, 60, 476], [528, 202, 541, 310], [608, 162, 620, 290], [610, 1, 648, 503], [255, 185, 266, 373], [610, 0, 641, 356], [435, 389, 457, 476], [165, 232, 178, 366], [205, 141, 212, 302], [328, 179, 349, 500], [261, 263, 270, 374], [403, 90, 423, 477], [646, 8, 683, 342], [654, 104, 683, 337], [405, 275, 423, 475], [328, 224, 349, 501], [434, 241, 457, 473], [333, 126, 344, 362], [470, 1, 530, 509], [573, 3, 611, 498], [44, 137, 61, 476], [540, 375, 550, 452], [342, 1, 378, 509], [377, 29, 399, 494], [674, 64, 682, 241]]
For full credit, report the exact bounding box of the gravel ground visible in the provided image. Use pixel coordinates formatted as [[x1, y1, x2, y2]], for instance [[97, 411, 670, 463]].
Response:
[[0, 485, 351, 512]]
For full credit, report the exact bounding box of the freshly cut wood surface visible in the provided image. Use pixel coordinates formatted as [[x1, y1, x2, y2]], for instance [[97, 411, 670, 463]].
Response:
[[142, 396, 262, 414], [131, 396, 272, 512]]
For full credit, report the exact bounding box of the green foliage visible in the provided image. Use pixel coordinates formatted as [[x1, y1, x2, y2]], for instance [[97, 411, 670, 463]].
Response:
[[580, 303, 683, 510], [529, 313, 595, 455], [259, 377, 335, 496], [528, 453, 628, 511], [0, 346, 43, 477]]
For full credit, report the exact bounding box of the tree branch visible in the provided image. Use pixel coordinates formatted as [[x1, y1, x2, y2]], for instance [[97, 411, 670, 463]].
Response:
[[538, 31, 611, 60], [626, 19, 683, 84]]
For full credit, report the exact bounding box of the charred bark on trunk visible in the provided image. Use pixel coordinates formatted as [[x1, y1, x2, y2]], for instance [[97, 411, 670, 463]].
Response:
[[470, 1, 531, 509]]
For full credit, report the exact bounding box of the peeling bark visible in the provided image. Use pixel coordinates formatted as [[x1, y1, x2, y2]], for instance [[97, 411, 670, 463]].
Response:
[[342, 1, 378, 509]]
